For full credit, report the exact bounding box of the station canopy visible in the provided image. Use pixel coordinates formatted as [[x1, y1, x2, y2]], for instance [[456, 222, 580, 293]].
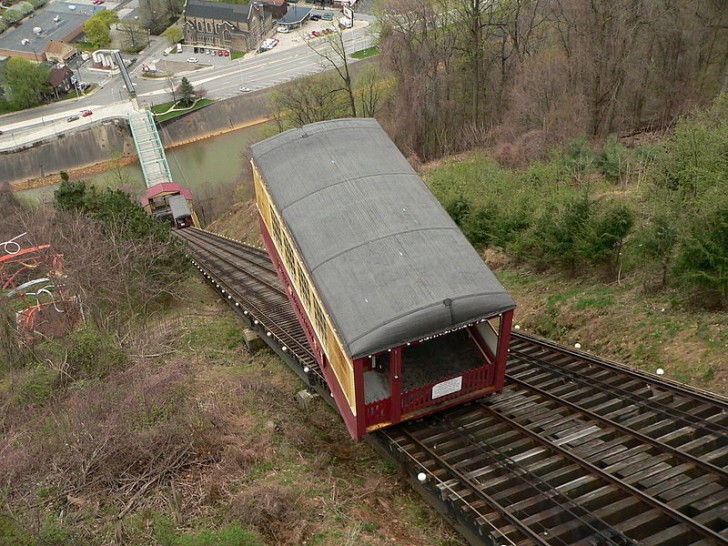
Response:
[[251, 119, 516, 359], [277, 5, 312, 26]]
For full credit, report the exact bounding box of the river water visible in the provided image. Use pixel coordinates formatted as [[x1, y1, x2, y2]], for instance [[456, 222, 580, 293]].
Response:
[[20, 121, 274, 208]]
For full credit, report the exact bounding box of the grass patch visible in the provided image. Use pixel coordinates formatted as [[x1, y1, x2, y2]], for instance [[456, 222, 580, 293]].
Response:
[[230, 50, 245, 60], [573, 289, 615, 311], [152, 98, 215, 121], [351, 46, 379, 59]]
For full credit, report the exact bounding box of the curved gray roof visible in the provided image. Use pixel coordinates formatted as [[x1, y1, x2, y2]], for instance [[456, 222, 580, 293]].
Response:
[[251, 119, 515, 359]]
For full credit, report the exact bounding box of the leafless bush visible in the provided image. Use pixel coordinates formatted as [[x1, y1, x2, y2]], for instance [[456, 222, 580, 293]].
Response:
[[48, 210, 187, 337], [226, 484, 310, 545]]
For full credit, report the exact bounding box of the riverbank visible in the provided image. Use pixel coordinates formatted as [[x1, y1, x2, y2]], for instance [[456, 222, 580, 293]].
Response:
[[3, 92, 273, 191], [9, 115, 272, 192]]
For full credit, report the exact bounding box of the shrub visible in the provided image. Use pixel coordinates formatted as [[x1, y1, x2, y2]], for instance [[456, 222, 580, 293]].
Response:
[[0, 513, 32, 546], [595, 136, 628, 182], [522, 160, 566, 187], [584, 200, 635, 279], [562, 137, 594, 179], [67, 328, 127, 378], [53, 182, 189, 333], [36, 327, 127, 380], [443, 195, 470, 227], [13, 365, 59, 405], [16, 1, 34, 15], [653, 93, 728, 199], [672, 189, 728, 307], [3, 9, 22, 24]]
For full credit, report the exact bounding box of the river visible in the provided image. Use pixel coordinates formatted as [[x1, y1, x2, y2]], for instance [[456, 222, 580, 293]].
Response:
[[19, 121, 274, 210]]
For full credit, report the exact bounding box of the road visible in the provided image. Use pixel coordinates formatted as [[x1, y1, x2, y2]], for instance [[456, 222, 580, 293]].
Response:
[[0, 13, 376, 151]]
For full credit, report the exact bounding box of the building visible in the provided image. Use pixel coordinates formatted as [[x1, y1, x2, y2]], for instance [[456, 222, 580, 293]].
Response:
[[183, 0, 274, 53], [44, 41, 78, 64], [47, 66, 74, 99]]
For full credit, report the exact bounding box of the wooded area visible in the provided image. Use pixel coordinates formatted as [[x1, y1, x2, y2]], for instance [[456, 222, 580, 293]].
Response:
[[268, 0, 727, 308], [377, 0, 728, 160]]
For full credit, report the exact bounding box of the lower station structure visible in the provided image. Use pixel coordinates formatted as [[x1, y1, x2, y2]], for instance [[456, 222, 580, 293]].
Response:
[[250, 119, 516, 440], [141, 182, 199, 229]]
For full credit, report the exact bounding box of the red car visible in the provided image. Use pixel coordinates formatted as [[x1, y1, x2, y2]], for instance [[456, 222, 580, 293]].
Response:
[[311, 31, 320, 37], [223, 50, 230, 56], [81, 110, 93, 117], [217, 49, 223, 56]]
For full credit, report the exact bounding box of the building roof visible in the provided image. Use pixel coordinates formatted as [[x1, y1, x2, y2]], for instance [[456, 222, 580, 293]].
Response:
[[45, 40, 77, 58], [278, 5, 311, 25], [185, 0, 253, 23], [141, 182, 193, 206], [48, 66, 73, 87], [251, 119, 516, 359]]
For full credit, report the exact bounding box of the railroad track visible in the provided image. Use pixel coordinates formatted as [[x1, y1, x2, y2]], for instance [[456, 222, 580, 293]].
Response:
[[384, 339, 727, 545], [177, 228, 728, 546], [174, 228, 325, 385]]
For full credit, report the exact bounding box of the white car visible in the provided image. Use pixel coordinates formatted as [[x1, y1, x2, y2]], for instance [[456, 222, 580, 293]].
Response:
[[186, 57, 198, 63], [239, 87, 252, 93], [277, 26, 290, 33]]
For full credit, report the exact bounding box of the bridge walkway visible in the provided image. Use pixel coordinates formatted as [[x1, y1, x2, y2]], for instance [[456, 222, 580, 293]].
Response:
[[127, 110, 173, 189]]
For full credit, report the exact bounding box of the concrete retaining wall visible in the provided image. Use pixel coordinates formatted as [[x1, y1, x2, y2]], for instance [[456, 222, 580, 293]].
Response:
[[1, 92, 271, 186]]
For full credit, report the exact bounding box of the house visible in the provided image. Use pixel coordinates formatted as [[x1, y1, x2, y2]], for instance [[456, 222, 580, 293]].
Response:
[[183, 0, 274, 53], [47, 65, 74, 99], [45, 41, 78, 64]]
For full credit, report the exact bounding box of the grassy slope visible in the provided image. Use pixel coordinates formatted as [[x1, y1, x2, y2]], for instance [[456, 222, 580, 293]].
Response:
[[0, 277, 464, 546], [3, 147, 724, 546]]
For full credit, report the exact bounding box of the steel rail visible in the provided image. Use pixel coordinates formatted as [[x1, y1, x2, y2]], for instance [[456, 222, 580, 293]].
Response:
[[511, 332, 728, 407], [180, 236, 318, 367], [508, 349, 728, 439], [436, 411, 640, 546], [506, 374, 728, 481], [482, 402, 727, 544], [393, 428, 554, 546]]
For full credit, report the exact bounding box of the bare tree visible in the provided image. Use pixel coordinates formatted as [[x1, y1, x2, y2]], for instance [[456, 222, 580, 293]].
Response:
[[166, 75, 178, 102], [379, 0, 459, 158], [116, 20, 148, 53], [305, 27, 357, 117], [268, 72, 350, 129], [356, 63, 386, 118]]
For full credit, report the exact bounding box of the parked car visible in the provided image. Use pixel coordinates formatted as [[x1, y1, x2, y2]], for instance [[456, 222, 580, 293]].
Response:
[[186, 57, 198, 63], [67, 115, 79, 122], [311, 30, 321, 37], [277, 26, 290, 33], [310, 14, 321, 21], [239, 86, 251, 93], [217, 49, 223, 56], [223, 50, 230, 56], [321, 12, 333, 20], [81, 110, 92, 117]]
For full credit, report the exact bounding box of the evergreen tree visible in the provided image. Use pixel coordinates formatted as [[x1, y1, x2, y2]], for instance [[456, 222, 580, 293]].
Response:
[[177, 77, 196, 106]]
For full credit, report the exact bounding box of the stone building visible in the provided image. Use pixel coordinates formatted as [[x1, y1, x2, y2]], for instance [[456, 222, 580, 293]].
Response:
[[183, 0, 273, 53]]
